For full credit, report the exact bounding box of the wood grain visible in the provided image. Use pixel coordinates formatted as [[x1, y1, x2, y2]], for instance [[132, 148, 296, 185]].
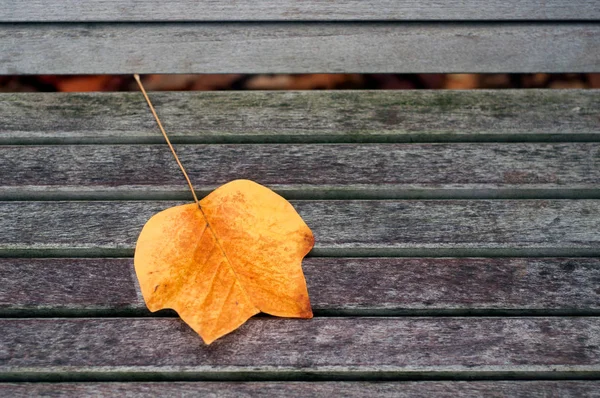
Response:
[[1, 318, 599, 375], [0, 200, 598, 255], [2, 91, 599, 144], [2, 258, 599, 314], [2, 0, 598, 21], [1, 23, 598, 74], [2, 381, 600, 397], [1, 143, 598, 199]]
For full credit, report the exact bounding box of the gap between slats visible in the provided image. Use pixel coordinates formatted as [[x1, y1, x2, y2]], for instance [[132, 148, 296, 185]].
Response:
[[1, 370, 600, 383], [3, 134, 600, 145], [2, 189, 600, 201], [3, 309, 600, 319], [2, 248, 600, 258]]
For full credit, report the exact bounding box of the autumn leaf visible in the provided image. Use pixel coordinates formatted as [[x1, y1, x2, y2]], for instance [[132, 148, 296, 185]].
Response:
[[134, 179, 314, 344], [131, 75, 314, 344]]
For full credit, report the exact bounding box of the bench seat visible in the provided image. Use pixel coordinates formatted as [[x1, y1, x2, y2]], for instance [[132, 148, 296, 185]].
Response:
[[1, 0, 600, 393], [1, 89, 599, 395]]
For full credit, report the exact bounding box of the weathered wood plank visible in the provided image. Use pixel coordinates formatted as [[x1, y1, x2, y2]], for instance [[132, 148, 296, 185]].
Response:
[[2, 0, 598, 21], [2, 258, 599, 314], [1, 318, 599, 376], [2, 381, 600, 397], [2, 91, 598, 144], [1, 143, 598, 199], [0, 200, 598, 255], [1, 23, 598, 74]]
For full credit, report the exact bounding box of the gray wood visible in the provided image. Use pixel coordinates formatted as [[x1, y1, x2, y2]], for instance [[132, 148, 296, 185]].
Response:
[[2, 258, 599, 315], [1, 143, 598, 200], [2, 381, 600, 397], [1, 23, 598, 74], [2, 91, 599, 145], [2, 0, 599, 21], [1, 318, 599, 375], [0, 200, 598, 255]]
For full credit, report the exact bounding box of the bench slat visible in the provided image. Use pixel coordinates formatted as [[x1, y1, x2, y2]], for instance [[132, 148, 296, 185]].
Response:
[[2, 0, 599, 21], [2, 381, 600, 397], [1, 143, 598, 200], [0, 200, 598, 255], [3, 258, 599, 315], [2, 91, 599, 144], [1, 318, 599, 375], [2, 23, 598, 74]]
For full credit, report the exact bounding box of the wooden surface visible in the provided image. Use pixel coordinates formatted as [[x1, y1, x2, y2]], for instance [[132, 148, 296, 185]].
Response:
[[2, 91, 599, 144], [1, 200, 599, 256], [1, 143, 598, 200], [1, 318, 599, 376], [2, 381, 600, 397], [1, 23, 599, 74], [2, 257, 599, 315], [2, 0, 599, 21], [2, 88, 599, 389]]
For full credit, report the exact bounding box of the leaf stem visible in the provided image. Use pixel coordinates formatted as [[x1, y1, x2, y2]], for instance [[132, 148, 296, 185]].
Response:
[[134, 74, 201, 208]]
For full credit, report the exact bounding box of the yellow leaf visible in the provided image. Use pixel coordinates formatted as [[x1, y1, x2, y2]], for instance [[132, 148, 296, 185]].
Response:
[[134, 179, 314, 344]]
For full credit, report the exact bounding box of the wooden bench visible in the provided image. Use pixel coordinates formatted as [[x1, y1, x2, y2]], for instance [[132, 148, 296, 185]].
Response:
[[1, 1, 599, 396]]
